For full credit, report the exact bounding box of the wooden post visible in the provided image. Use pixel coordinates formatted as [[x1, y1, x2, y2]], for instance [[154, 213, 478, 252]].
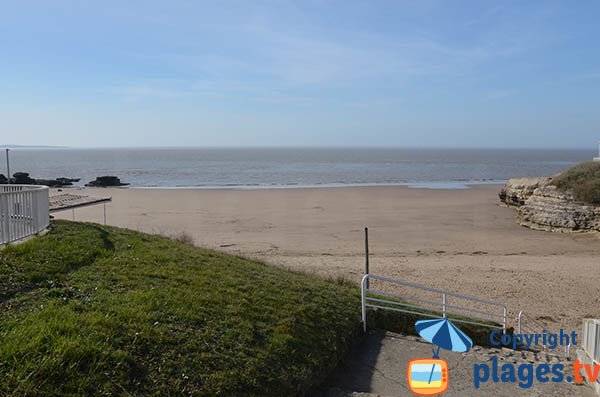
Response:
[[103, 203, 107, 225], [364, 227, 369, 289]]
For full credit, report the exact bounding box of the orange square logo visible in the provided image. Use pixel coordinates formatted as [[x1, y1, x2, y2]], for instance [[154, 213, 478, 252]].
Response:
[[407, 358, 449, 396]]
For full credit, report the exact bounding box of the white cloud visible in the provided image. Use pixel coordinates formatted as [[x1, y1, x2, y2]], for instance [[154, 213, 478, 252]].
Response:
[[98, 1, 564, 107]]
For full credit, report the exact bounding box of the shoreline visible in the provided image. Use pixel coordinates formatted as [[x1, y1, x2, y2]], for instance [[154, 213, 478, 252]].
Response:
[[62, 179, 507, 191]]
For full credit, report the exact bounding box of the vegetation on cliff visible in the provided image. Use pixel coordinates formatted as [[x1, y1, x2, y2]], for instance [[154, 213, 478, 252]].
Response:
[[551, 161, 600, 204]]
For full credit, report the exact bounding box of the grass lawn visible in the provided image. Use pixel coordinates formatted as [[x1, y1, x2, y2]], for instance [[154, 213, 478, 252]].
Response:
[[0, 221, 362, 396]]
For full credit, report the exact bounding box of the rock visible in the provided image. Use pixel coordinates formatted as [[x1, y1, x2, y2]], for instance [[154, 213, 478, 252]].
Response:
[[517, 185, 600, 232], [85, 176, 129, 187], [0, 174, 7, 184], [499, 177, 551, 207], [500, 178, 600, 232], [5, 172, 79, 187], [10, 172, 36, 184], [56, 177, 80, 184], [35, 179, 68, 187]]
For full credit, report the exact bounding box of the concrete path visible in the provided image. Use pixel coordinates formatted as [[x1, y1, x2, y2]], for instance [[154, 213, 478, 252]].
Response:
[[313, 330, 596, 397]]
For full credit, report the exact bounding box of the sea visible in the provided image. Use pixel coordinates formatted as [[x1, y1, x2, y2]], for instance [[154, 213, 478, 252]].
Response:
[[4, 147, 595, 189]]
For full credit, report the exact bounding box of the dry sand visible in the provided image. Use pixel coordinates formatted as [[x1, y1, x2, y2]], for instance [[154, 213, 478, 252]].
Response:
[[52, 185, 600, 332]]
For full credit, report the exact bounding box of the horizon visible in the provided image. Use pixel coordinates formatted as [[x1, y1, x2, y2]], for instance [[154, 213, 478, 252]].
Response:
[[2, 1, 600, 148], [1, 144, 598, 151]]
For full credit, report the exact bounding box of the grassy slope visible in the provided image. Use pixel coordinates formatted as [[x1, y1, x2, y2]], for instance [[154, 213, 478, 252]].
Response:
[[0, 221, 361, 396], [551, 161, 600, 204]]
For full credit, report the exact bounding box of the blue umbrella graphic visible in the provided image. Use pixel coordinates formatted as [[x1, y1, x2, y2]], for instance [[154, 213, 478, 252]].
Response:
[[415, 318, 473, 384]]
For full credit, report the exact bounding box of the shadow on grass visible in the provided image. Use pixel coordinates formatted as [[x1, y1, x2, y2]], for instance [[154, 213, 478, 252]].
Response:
[[311, 330, 385, 396], [89, 224, 115, 251]]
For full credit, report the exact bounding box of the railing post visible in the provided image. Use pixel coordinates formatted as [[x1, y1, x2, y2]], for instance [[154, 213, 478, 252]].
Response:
[[442, 293, 446, 318], [0, 194, 8, 243], [361, 274, 368, 332], [30, 190, 37, 234], [2, 194, 10, 243], [503, 307, 507, 334], [364, 227, 369, 289], [542, 328, 547, 351], [517, 311, 522, 335]]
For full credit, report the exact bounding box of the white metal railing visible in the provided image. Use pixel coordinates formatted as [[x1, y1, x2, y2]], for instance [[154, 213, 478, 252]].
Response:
[[361, 274, 507, 333], [0, 185, 49, 245], [517, 311, 572, 359], [583, 319, 600, 365]]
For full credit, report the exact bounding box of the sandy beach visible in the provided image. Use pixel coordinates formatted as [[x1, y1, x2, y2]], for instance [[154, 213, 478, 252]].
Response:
[[52, 185, 600, 332]]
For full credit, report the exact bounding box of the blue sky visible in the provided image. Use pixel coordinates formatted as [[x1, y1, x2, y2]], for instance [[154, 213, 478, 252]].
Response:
[[1, 0, 599, 148]]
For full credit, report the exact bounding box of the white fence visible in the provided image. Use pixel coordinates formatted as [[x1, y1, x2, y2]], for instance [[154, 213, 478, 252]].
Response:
[[581, 319, 600, 394], [0, 185, 49, 245], [361, 273, 507, 333], [583, 319, 600, 364]]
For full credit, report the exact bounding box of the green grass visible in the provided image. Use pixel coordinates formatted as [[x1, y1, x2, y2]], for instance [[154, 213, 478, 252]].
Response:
[[551, 161, 600, 204], [0, 221, 362, 396], [0, 221, 501, 396]]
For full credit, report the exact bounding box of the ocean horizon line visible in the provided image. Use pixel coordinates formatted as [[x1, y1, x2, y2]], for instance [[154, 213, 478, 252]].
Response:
[[2, 145, 597, 151]]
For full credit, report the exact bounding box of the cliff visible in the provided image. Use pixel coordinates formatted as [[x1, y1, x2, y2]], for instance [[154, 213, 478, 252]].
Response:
[[498, 177, 551, 207], [499, 176, 600, 232]]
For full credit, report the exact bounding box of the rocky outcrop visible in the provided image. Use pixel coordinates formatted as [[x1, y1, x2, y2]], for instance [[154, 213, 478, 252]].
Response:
[[499, 177, 551, 207], [11, 172, 36, 184], [518, 185, 600, 231], [85, 176, 129, 187], [1, 172, 79, 187], [500, 178, 600, 232]]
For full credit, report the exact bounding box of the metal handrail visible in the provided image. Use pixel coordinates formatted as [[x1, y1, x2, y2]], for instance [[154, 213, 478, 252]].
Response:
[[517, 311, 572, 359], [366, 274, 506, 307], [517, 311, 547, 335], [366, 296, 504, 326], [367, 288, 506, 320], [361, 273, 508, 333]]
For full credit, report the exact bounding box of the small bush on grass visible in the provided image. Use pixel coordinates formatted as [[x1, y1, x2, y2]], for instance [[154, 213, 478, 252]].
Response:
[[551, 161, 600, 204], [170, 230, 195, 245]]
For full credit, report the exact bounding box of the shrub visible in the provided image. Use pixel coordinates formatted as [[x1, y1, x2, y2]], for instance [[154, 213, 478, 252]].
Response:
[[551, 161, 600, 204], [170, 230, 195, 245]]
